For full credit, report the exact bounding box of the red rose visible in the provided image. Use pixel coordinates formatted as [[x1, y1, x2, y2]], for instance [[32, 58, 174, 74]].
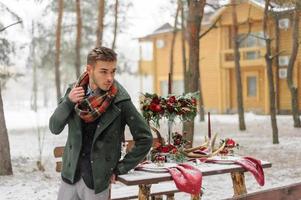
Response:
[[168, 96, 176, 103], [174, 138, 181, 145], [156, 155, 165, 161], [151, 96, 160, 104], [167, 102, 174, 113], [220, 148, 228, 155], [226, 139, 236, 148], [160, 146, 170, 153], [191, 98, 197, 106], [149, 103, 161, 113], [155, 105, 162, 112], [171, 148, 178, 154]]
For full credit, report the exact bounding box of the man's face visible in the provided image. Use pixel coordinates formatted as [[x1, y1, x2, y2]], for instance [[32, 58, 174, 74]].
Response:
[[87, 60, 117, 91]]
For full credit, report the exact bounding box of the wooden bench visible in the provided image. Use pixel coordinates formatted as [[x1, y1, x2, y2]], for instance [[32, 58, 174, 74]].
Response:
[[223, 181, 301, 200], [53, 138, 180, 200]]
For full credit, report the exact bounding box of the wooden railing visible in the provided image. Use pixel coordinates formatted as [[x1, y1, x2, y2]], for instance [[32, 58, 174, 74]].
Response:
[[221, 47, 267, 68]]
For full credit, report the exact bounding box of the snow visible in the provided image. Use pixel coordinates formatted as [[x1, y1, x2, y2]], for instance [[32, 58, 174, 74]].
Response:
[[1, 103, 301, 199]]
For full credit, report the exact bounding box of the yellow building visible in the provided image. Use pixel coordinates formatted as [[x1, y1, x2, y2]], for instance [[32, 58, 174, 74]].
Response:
[[138, 0, 301, 114]]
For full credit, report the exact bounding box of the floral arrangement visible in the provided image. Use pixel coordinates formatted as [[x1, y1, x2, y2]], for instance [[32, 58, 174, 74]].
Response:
[[140, 92, 198, 127], [219, 138, 239, 156], [151, 132, 190, 163]]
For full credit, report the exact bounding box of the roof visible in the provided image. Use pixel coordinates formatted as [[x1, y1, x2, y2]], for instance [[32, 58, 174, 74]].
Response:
[[210, 0, 294, 24], [138, 0, 295, 40]]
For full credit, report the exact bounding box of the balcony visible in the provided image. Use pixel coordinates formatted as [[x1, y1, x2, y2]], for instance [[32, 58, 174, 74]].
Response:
[[221, 47, 267, 68]]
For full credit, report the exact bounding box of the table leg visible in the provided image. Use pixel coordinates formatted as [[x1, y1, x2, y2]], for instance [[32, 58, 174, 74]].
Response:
[[138, 184, 151, 200], [191, 194, 201, 200], [231, 172, 247, 196]]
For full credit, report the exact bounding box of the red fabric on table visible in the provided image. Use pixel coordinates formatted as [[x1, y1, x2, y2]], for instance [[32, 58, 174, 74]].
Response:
[[234, 156, 265, 186], [202, 156, 265, 186], [167, 163, 202, 195]]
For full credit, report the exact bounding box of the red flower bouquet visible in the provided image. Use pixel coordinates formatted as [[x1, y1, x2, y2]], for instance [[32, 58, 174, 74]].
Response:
[[140, 92, 198, 127]]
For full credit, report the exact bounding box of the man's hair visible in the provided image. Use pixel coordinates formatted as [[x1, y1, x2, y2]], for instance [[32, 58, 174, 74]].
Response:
[[87, 46, 117, 65]]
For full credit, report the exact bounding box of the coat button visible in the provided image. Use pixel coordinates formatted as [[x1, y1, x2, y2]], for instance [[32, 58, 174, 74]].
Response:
[[69, 144, 72, 149], [90, 160, 94, 164], [68, 163, 71, 167]]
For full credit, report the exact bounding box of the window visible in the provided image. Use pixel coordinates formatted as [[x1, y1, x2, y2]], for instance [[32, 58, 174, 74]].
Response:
[[140, 42, 153, 61], [238, 32, 265, 48], [247, 76, 257, 97], [245, 51, 260, 60]]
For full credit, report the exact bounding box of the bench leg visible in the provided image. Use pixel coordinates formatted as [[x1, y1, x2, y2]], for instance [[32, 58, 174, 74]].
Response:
[[151, 196, 163, 200], [231, 172, 247, 196], [166, 194, 175, 200], [138, 184, 151, 200]]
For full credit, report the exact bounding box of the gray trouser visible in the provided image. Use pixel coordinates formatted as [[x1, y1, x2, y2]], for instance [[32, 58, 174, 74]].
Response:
[[57, 178, 110, 200]]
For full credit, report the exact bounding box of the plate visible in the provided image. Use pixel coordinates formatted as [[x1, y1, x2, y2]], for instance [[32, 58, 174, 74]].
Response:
[[207, 156, 242, 163], [136, 163, 178, 173]]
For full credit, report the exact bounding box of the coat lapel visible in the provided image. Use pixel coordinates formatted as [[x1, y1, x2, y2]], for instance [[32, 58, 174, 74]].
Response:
[[92, 104, 121, 144]]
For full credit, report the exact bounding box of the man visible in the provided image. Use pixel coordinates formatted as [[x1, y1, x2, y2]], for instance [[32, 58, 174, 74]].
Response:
[[49, 47, 153, 200]]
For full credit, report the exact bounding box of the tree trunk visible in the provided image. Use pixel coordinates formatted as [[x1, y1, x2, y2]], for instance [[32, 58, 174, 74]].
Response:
[[0, 85, 12, 175], [263, 0, 279, 144], [75, 0, 82, 78], [55, 0, 64, 102], [274, 15, 280, 113], [96, 0, 105, 47], [231, 0, 246, 131], [183, 0, 206, 146], [287, 5, 301, 128], [180, 0, 187, 89], [30, 21, 38, 112], [169, 0, 180, 94], [111, 0, 118, 50]]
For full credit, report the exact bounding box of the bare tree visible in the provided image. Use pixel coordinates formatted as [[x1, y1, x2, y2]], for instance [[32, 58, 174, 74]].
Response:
[[273, 13, 281, 113], [287, 2, 301, 127], [0, 5, 22, 176], [231, 0, 246, 130], [75, 0, 82, 78], [111, 0, 118, 50], [183, 0, 206, 146], [96, 0, 105, 47], [55, 0, 64, 102], [180, 0, 187, 90], [30, 21, 38, 112], [0, 85, 12, 175], [169, 0, 181, 94], [263, 0, 279, 144]]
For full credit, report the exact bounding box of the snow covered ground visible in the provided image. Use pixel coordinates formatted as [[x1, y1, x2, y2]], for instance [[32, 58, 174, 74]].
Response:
[[0, 107, 300, 200]]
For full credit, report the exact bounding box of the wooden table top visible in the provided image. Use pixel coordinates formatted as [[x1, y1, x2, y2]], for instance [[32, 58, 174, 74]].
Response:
[[117, 160, 272, 185]]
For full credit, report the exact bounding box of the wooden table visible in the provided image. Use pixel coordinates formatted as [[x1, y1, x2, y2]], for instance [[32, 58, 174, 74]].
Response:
[[117, 160, 272, 200]]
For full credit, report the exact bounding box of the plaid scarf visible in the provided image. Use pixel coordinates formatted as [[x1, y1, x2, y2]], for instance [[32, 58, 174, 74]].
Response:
[[74, 71, 118, 123]]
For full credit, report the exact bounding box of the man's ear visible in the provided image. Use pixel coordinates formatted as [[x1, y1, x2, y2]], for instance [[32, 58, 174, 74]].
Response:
[[86, 65, 92, 73]]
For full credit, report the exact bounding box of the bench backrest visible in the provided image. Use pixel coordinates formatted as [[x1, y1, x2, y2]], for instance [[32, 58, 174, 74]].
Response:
[[54, 138, 160, 172], [224, 182, 301, 200]]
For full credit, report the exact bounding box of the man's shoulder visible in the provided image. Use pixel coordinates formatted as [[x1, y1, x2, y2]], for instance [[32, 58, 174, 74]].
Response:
[[114, 81, 131, 103]]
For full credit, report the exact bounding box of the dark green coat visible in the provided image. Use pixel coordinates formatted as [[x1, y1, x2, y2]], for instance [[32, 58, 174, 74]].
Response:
[[49, 81, 153, 194]]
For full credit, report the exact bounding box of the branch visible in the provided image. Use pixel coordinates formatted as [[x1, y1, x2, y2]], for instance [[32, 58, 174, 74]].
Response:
[[0, 2, 22, 21], [205, 3, 222, 10], [199, 16, 221, 39], [270, 50, 286, 59], [0, 20, 22, 32]]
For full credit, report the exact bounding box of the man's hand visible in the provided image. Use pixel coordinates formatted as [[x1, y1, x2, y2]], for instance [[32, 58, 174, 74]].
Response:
[[110, 174, 116, 184], [68, 86, 85, 103]]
